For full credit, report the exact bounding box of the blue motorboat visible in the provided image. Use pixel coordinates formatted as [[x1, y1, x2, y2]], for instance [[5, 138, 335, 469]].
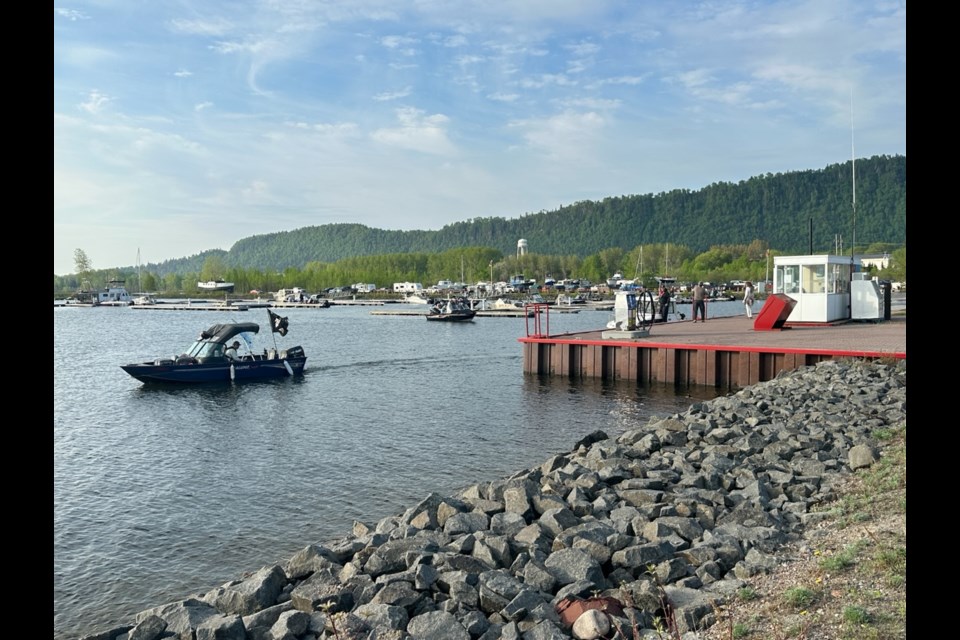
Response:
[[121, 311, 306, 384]]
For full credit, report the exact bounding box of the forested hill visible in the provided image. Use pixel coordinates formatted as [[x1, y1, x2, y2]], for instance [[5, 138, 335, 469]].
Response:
[[155, 154, 905, 275]]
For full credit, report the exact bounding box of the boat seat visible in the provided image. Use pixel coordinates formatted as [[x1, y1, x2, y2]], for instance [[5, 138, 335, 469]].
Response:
[[266, 349, 277, 360]]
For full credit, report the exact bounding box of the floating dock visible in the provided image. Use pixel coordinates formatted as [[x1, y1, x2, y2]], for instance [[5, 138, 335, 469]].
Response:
[[519, 307, 906, 390]]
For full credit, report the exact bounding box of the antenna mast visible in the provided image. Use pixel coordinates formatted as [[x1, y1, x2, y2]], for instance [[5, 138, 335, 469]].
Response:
[[850, 91, 856, 257]]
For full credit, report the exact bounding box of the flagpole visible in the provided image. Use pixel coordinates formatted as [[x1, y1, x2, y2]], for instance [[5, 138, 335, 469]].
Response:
[[268, 309, 280, 352]]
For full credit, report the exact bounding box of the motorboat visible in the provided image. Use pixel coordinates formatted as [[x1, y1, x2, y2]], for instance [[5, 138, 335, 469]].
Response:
[[606, 271, 624, 288], [198, 280, 235, 293], [426, 298, 476, 322], [555, 293, 588, 306], [132, 294, 158, 305], [120, 310, 306, 384], [402, 293, 435, 305]]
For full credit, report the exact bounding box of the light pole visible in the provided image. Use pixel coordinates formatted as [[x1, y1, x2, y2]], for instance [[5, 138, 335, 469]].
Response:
[[489, 260, 493, 294], [765, 249, 770, 293]]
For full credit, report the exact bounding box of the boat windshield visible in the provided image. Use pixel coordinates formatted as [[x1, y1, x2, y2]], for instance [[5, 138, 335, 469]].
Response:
[[185, 341, 224, 359]]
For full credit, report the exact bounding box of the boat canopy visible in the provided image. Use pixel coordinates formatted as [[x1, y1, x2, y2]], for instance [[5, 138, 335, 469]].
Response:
[[198, 322, 260, 344]]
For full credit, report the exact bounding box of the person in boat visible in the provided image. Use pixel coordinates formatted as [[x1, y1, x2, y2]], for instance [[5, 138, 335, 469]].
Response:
[[658, 286, 671, 322], [224, 341, 241, 361]]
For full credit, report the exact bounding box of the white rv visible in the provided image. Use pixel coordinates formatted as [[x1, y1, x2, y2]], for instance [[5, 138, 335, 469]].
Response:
[[393, 282, 424, 293]]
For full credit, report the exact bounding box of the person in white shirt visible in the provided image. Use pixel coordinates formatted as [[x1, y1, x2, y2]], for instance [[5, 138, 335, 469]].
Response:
[[743, 282, 755, 318], [224, 341, 241, 361]]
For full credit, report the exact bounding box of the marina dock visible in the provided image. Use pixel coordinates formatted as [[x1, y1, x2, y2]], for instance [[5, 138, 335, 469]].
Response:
[[519, 308, 906, 390]]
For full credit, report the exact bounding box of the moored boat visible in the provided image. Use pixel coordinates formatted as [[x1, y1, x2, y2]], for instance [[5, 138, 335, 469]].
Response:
[[198, 280, 235, 293]]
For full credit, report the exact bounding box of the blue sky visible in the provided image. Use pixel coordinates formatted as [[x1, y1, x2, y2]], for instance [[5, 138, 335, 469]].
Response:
[[54, 1, 906, 276]]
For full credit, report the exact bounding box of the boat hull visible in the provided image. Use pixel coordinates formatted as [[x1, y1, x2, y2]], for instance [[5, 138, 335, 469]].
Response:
[[425, 311, 476, 322], [121, 354, 306, 384]]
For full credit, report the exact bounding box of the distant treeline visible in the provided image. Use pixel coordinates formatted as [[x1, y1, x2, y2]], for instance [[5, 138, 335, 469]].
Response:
[[55, 155, 905, 293]]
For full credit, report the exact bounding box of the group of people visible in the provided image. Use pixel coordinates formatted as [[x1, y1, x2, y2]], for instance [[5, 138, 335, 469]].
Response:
[[688, 281, 755, 322]]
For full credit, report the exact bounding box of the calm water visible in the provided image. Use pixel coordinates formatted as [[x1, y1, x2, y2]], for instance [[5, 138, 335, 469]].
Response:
[[53, 301, 748, 639]]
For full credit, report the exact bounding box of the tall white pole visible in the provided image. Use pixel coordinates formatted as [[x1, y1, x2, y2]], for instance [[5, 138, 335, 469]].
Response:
[[851, 90, 857, 257]]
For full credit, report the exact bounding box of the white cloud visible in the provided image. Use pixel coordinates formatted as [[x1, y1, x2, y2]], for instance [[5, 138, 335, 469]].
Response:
[[78, 90, 112, 114], [373, 87, 413, 101], [169, 17, 234, 37], [54, 8, 88, 21], [370, 107, 457, 156]]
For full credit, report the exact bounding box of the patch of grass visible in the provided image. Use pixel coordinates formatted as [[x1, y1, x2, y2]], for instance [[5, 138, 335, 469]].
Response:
[[872, 546, 906, 573], [871, 427, 895, 441], [782, 586, 817, 609], [818, 544, 860, 572], [732, 622, 751, 638], [843, 605, 871, 624], [736, 587, 758, 601]]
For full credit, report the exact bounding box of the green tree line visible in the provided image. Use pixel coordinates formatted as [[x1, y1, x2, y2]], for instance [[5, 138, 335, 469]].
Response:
[[55, 155, 905, 293], [55, 242, 905, 298]]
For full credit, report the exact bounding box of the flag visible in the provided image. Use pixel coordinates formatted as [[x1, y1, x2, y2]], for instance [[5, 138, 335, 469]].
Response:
[[268, 309, 289, 336]]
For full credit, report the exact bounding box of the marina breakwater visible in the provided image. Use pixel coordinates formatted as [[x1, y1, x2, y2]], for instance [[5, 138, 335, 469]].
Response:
[[80, 359, 906, 640]]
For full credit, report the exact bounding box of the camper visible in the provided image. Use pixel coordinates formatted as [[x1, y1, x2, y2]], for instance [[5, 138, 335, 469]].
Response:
[[393, 282, 424, 293]]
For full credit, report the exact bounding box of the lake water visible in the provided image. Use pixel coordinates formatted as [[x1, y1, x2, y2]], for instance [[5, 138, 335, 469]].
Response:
[[53, 300, 749, 639]]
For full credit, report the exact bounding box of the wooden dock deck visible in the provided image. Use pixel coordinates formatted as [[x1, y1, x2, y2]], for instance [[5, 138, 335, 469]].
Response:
[[519, 311, 906, 390]]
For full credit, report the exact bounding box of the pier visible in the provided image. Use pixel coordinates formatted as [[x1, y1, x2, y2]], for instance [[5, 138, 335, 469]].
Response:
[[519, 307, 906, 390]]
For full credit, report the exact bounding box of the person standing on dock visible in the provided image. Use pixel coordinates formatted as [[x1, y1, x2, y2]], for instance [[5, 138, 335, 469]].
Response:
[[692, 282, 706, 322], [658, 286, 671, 322], [743, 282, 755, 319]]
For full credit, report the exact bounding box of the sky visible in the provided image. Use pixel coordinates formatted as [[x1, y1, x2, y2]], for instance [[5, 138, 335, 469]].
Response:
[[54, 1, 906, 276]]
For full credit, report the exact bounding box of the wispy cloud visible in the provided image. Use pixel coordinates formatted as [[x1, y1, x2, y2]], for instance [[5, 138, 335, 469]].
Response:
[[78, 90, 112, 114], [54, 7, 89, 21]]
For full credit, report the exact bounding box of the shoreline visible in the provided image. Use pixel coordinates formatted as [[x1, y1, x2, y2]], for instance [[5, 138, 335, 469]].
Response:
[[77, 358, 906, 640]]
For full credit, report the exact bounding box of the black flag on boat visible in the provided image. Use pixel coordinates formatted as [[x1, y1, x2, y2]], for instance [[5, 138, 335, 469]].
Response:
[[268, 309, 289, 336]]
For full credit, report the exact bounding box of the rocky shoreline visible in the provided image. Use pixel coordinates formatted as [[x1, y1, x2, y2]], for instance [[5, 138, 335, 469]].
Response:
[[81, 358, 906, 640]]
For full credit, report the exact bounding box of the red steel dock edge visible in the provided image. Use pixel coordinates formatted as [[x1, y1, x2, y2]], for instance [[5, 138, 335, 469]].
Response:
[[520, 304, 906, 390]]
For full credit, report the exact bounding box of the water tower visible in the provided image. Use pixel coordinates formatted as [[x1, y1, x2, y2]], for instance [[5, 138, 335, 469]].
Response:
[[517, 238, 528, 259]]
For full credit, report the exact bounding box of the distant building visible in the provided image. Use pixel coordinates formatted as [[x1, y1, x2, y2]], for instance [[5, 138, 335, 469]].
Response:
[[858, 253, 891, 270]]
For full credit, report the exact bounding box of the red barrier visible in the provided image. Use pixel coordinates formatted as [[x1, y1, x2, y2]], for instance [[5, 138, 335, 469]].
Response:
[[753, 294, 796, 331]]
